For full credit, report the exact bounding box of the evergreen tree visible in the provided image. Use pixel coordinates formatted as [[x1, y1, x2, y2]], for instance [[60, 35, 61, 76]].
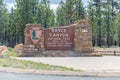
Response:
[[88, 0, 119, 47], [35, 0, 55, 28], [8, 8, 16, 47], [56, 0, 85, 26], [88, 0, 102, 47], [14, 0, 39, 44], [56, 1, 67, 26], [115, 12, 120, 46], [0, 0, 9, 45], [88, 1, 97, 46], [74, 0, 85, 20]]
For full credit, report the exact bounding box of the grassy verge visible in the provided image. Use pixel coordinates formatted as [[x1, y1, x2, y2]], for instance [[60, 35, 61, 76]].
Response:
[[0, 58, 82, 71], [0, 47, 82, 71]]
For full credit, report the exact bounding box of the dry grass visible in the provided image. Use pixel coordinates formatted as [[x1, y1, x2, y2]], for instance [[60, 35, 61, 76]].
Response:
[[0, 58, 82, 71]]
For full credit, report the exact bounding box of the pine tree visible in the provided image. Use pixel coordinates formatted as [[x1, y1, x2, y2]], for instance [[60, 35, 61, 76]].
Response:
[[56, 0, 85, 26], [88, 0, 119, 47], [0, 0, 9, 45], [56, 1, 67, 26], [14, 0, 39, 44], [88, 1, 97, 46], [40, 0, 55, 28]]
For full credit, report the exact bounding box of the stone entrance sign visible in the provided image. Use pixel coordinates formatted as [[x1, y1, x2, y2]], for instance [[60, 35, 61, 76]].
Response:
[[22, 20, 93, 57], [44, 26, 74, 50]]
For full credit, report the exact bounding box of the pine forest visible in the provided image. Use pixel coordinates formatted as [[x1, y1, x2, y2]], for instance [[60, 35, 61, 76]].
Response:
[[0, 0, 120, 47]]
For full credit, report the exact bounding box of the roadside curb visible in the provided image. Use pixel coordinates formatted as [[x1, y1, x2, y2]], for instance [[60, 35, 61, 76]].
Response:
[[0, 67, 120, 77]]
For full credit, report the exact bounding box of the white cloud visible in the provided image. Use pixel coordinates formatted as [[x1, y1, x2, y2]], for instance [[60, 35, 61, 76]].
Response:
[[6, 3, 58, 12], [6, 3, 16, 12], [50, 4, 58, 11], [5, 1, 88, 12], [82, 0, 89, 6]]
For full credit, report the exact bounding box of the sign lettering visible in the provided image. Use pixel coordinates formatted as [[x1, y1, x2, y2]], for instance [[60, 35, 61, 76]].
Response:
[[44, 26, 74, 50]]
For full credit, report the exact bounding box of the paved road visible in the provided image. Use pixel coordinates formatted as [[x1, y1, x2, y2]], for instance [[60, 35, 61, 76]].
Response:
[[15, 56, 120, 71], [0, 71, 81, 80], [0, 71, 120, 80]]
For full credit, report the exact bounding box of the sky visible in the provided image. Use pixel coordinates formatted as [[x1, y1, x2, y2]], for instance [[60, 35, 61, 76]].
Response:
[[3, 0, 88, 12]]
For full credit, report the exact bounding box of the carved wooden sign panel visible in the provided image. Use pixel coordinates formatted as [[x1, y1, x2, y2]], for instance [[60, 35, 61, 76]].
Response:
[[44, 26, 74, 50], [30, 27, 42, 45]]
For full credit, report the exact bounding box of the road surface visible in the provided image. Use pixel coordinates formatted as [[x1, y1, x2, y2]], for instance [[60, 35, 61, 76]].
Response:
[[15, 56, 120, 71]]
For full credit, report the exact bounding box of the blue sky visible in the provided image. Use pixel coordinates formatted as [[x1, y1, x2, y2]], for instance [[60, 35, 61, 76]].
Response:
[[3, 0, 88, 12]]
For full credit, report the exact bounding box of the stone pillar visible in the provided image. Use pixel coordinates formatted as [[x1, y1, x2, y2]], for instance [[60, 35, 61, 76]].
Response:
[[74, 20, 93, 56], [23, 24, 44, 56]]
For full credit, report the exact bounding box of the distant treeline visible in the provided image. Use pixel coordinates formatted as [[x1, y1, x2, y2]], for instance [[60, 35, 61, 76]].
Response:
[[0, 0, 120, 47]]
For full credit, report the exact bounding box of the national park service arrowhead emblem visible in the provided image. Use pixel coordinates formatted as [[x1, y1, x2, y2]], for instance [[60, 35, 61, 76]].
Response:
[[30, 27, 42, 45]]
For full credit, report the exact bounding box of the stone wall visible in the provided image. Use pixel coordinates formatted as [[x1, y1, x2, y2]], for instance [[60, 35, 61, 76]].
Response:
[[22, 20, 93, 57]]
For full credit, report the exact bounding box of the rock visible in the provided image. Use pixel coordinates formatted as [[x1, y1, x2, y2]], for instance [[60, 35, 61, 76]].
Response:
[[14, 44, 23, 53], [0, 46, 9, 54], [1, 50, 9, 54], [75, 19, 89, 25]]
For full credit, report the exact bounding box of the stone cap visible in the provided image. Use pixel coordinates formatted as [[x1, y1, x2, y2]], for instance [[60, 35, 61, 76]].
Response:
[[25, 24, 41, 28]]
